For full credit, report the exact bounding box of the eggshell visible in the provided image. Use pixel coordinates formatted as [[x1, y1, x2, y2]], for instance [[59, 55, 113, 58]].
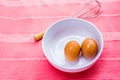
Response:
[[81, 38, 98, 58], [64, 40, 81, 62]]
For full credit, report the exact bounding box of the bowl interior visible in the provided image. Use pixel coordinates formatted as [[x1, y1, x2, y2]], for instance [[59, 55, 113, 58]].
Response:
[[42, 18, 103, 70]]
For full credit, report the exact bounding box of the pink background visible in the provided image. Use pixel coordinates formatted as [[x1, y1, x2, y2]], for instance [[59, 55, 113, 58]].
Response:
[[0, 0, 120, 79]]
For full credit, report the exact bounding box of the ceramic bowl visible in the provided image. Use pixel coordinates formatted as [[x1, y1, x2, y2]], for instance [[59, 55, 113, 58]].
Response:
[[42, 18, 103, 73]]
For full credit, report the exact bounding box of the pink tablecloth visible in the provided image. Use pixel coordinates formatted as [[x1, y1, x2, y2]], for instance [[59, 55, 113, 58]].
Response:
[[0, 0, 120, 79]]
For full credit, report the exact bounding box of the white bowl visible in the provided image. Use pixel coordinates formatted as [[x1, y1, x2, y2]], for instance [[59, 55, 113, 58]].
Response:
[[42, 18, 103, 73]]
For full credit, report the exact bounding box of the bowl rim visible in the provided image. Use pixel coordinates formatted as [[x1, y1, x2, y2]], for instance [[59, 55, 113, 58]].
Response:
[[42, 18, 104, 70]]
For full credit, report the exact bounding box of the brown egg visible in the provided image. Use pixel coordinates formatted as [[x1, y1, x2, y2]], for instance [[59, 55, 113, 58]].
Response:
[[81, 38, 98, 58], [64, 40, 81, 62]]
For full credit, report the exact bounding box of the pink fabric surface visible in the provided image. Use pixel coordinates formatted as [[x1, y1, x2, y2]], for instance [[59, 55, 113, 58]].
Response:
[[0, 0, 120, 79]]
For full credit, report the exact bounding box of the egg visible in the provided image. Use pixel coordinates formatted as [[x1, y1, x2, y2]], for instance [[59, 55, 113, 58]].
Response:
[[64, 40, 81, 62], [81, 38, 98, 58]]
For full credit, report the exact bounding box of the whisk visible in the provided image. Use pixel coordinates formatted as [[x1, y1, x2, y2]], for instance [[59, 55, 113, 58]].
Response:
[[34, 0, 101, 41]]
